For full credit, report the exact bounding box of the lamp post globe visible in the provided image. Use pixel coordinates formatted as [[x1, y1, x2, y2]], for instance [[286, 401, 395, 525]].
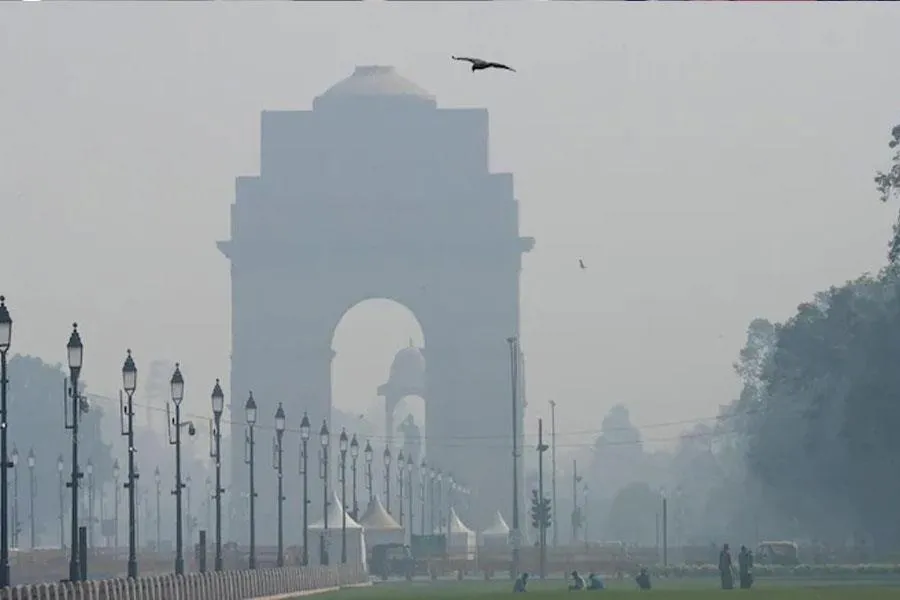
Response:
[[339, 429, 348, 454], [86, 459, 92, 477], [169, 363, 183, 405], [11, 448, 17, 468], [364, 441, 373, 465], [113, 460, 120, 480], [211, 380, 224, 417], [122, 351, 137, 396], [383, 447, 391, 468], [350, 435, 359, 460], [58, 456, 64, 474], [320, 421, 329, 449], [406, 454, 413, 474], [0, 296, 11, 352], [300, 413, 310, 442], [275, 403, 286, 435], [26, 449, 34, 469], [66, 324, 83, 378], [245, 393, 257, 426]]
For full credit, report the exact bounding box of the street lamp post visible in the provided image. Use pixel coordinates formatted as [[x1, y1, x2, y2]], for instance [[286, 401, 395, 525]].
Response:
[[185, 476, 192, 550], [383, 447, 391, 514], [349, 435, 359, 521], [120, 349, 139, 579], [299, 413, 310, 567], [428, 468, 435, 534], [419, 459, 426, 536], [0, 296, 11, 587], [11, 447, 19, 551], [318, 421, 330, 566], [168, 364, 188, 575], [406, 455, 413, 545], [154, 467, 161, 552], [244, 393, 257, 570], [57, 455, 65, 550], [397, 450, 404, 528], [506, 336, 521, 577], [86, 459, 94, 550], [339, 429, 348, 564], [364, 442, 373, 504], [66, 324, 84, 582], [26, 450, 35, 550], [210, 380, 225, 572], [112, 460, 120, 552], [273, 403, 286, 568]]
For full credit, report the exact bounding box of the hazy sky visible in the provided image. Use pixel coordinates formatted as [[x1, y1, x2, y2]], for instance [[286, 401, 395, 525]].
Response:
[[1, 4, 897, 457]]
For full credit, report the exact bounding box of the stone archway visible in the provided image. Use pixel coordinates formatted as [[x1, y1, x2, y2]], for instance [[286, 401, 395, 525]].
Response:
[[219, 65, 533, 538]]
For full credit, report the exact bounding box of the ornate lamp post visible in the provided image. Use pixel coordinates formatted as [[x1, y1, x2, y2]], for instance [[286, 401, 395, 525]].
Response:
[[338, 429, 348, 564], [349, 435, 359, 521], [273, 403, 286, 568], [153, 467, 161, 552], [397, 450, 405, 528], [419, 459, 426, 536], [121, 348, 139, 579], [318, 420, 329, 566], [406, 454, 413, 544], [57, 455, 65, 550], [168, 364, 188, 575], [244, 392, 257, 569], [86, 459, 94, 549], [11, 447, 19, 550], [66, 323, 84, 582], [364, 442, 373, 504], [0, 297, 10, 587], [383, 447, 391, 514], [299, 412, 310, 566], [26, 449, 35, 549], [210, 380, 224, 572], [112, 459, 120, 552]]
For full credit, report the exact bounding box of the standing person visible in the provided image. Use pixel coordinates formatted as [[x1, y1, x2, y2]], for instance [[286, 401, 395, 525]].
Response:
[[738, 545, 754, 589], [719, 544, 735, 590], [635, 567, 652, 590]]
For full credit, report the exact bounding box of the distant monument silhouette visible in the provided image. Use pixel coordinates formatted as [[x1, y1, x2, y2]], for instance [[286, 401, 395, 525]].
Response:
[[218, 65, 533, 534]]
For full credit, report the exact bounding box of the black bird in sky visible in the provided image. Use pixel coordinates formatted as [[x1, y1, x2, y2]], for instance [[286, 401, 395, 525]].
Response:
[[452, 56, 517, 73], [579, 259, 586, 270]]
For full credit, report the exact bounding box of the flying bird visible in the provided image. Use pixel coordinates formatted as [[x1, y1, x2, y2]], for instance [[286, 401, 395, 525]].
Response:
[[579, 259, 586, 270], [452, 56, 516, 73]]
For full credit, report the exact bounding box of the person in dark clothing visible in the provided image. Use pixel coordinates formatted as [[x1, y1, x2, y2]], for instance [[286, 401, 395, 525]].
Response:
[[719, 544, 735, 590], [587, 573, 605, 590], [635, 567, 652, 590], [513, 572, 529, 592], [569, 571, 586, 591], [738, 546, 754, 589]]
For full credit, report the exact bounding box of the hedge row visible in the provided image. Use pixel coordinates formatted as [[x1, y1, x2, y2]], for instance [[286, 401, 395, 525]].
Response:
[[646, 563, 900, 578]]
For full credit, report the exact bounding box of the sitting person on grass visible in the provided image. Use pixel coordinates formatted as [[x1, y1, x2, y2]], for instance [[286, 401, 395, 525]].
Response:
[[587, 573, 605, 590], [513, 572, 529, 592], [569, 570, 586, 591], [635, 567, 652, 590]]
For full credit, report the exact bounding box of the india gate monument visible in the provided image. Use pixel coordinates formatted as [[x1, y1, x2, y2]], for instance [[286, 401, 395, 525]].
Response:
[[218, 65, 532, 548]]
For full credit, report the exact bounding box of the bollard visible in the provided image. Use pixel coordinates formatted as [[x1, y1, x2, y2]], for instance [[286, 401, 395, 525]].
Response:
[[79, 527, 88, 582], [197, 531, 207, 574]]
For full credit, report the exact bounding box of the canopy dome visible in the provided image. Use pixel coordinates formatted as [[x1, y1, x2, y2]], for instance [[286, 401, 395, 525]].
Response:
[[482, 511, 510, 536], [315, 66, 436, 108], [310, 491, 362, 530], [448, 507, 474, 535], [359, 495, 402, 531]]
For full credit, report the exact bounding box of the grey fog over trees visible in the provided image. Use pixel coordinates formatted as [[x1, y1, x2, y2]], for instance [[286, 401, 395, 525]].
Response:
[[582, 124, 900, 553]]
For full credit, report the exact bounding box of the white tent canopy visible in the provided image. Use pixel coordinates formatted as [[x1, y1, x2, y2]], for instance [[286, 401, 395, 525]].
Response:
[[480, 511, 511, 553], [446, 507, 476, 559], [359, 495, 404, 552], [482, 511, 510, 536], [308, 491, 367, 568]]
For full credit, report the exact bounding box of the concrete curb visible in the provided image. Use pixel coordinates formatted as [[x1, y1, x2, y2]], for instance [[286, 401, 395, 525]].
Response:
[[247, 581, 372, 600]]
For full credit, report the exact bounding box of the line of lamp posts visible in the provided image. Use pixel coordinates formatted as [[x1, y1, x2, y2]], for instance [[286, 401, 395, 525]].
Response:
[[246, 396, 460, 570], [0, 298, 457, 587], [0, 297, 224, 585]]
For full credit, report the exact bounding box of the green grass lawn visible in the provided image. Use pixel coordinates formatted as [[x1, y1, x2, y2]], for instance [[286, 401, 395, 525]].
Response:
[[327, 579, 900, 600]]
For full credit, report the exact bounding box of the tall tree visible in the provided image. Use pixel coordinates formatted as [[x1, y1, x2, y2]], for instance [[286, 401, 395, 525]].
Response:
[[874, 124, 900, 262]]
